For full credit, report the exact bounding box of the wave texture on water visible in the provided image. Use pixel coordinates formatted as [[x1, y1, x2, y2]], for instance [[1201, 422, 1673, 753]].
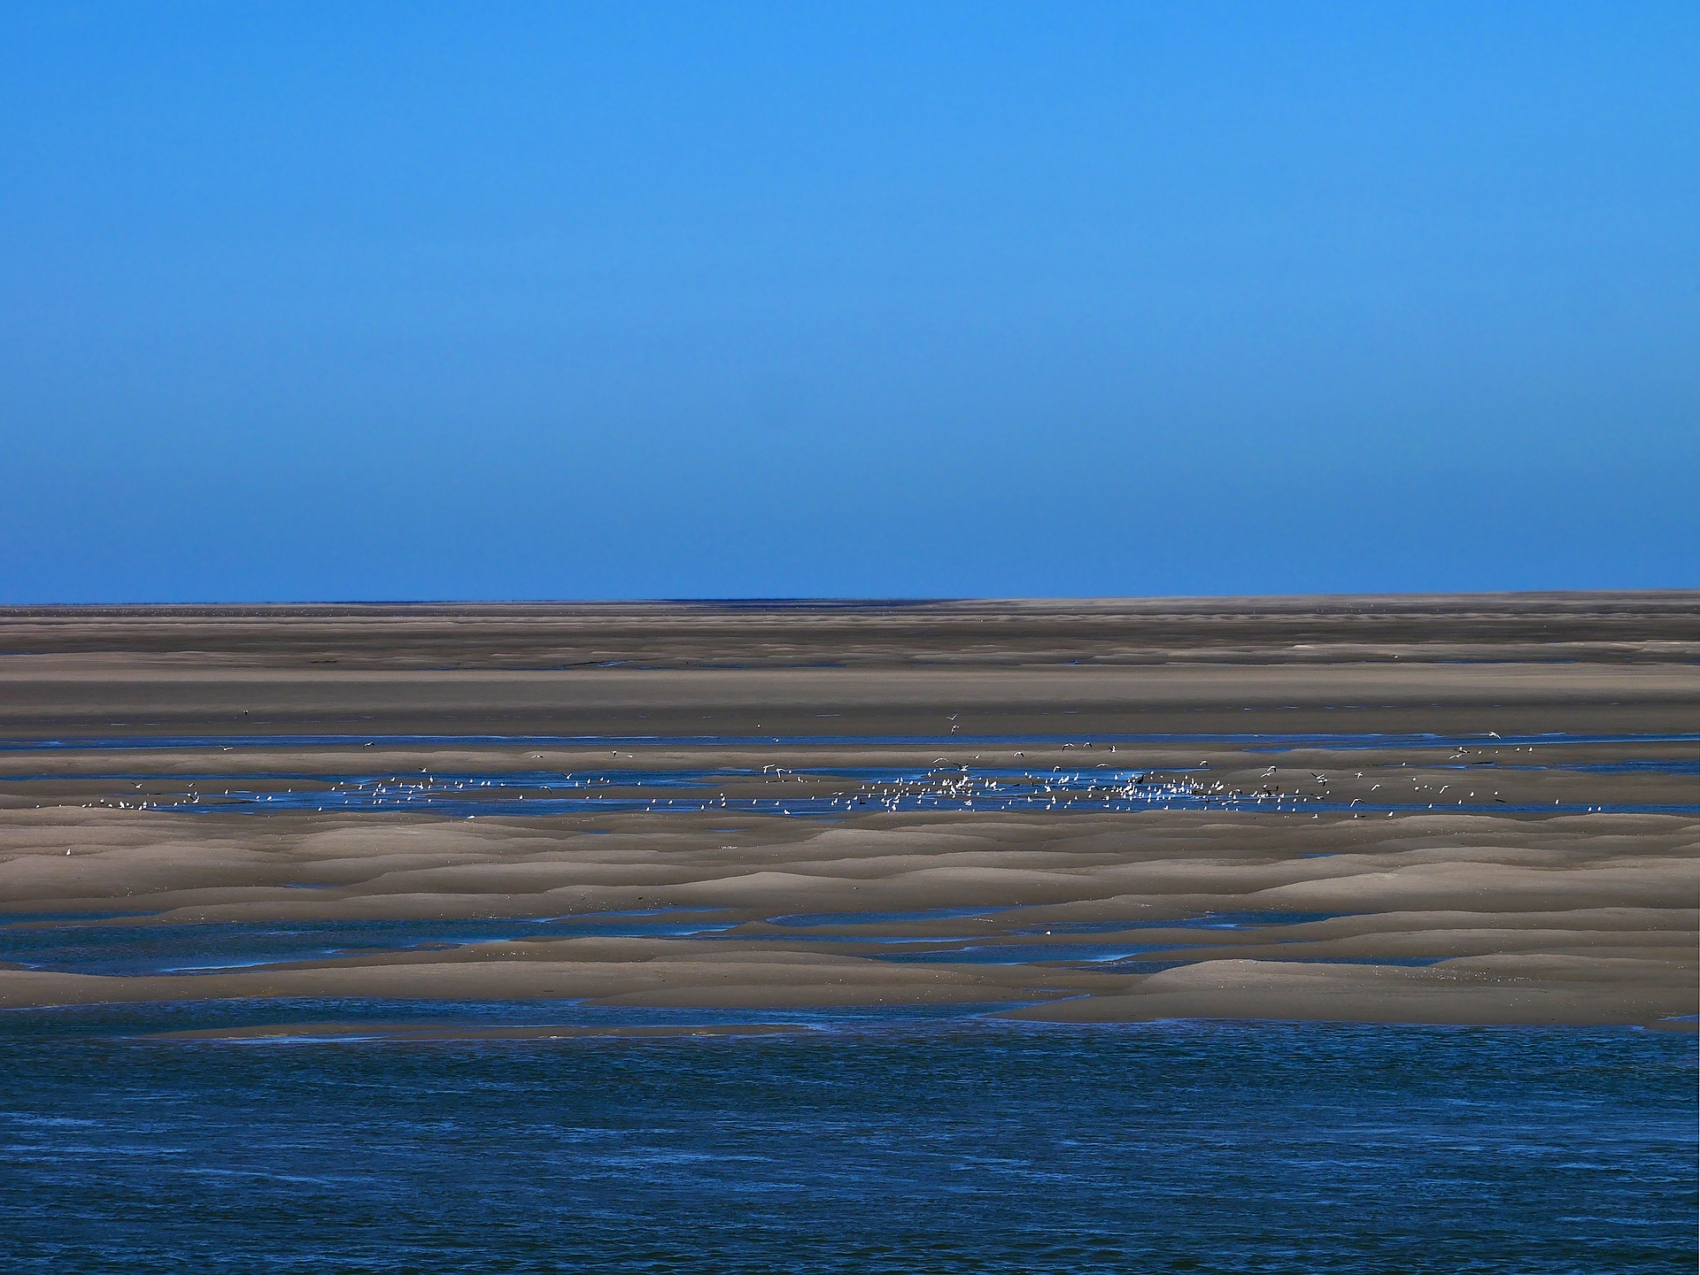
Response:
[[1, 1008, 1693, 1274]]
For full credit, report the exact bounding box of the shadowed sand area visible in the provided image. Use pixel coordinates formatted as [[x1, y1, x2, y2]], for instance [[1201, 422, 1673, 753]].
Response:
[[1, 594, 1695, 1030]]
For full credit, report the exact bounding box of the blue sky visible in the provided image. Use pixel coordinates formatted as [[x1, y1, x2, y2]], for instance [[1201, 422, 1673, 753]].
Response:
[[3, 2, 1695, 601]]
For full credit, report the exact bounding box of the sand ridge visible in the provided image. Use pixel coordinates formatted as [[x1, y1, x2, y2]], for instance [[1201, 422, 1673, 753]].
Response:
[[0, 596, 1694, 1028]]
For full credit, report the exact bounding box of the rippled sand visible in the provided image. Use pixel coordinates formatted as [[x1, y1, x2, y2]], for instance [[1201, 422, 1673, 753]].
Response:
[[1, 595, 1695, 1027]]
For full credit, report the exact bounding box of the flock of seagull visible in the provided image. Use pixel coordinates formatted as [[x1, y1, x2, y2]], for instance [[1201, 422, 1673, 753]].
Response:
[[75, 760, 1492, 817]]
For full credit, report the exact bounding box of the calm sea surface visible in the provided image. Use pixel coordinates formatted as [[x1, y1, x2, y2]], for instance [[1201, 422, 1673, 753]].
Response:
[[2, 1005, 1693, 1273]]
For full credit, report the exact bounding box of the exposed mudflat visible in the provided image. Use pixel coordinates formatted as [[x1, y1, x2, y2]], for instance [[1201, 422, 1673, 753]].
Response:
[[1, 594, 1694, 1028]]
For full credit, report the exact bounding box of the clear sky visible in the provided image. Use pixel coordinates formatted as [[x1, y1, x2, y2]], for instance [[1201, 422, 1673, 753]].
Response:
[[3, 2, 1695, 602]]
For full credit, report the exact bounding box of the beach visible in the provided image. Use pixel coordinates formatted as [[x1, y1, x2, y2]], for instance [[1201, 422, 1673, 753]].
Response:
[[2, 593, 1695, 1031]]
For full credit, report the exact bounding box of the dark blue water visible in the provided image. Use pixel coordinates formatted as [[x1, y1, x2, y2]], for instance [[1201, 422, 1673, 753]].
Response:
[[0, 908, 1371, 976], [0, 911, 740, 976], [1, 1004, 1692, 1273]]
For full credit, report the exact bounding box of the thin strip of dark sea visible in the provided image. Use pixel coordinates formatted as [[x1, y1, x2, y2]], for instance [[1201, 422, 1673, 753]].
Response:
[[0, 912, 741, 977], [0, 908, 1363, 977], [1, 1001, 1692, 1274]]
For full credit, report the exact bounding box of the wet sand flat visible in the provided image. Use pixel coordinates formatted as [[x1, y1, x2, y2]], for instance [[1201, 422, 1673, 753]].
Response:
[[0, 594, 1694, 1028]]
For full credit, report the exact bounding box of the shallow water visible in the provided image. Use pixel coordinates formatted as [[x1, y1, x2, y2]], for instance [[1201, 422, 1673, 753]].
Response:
[[9, 730, 1694, 820], [1, 1004, 1692, 1273], [18, 760, 1697, 817], [0, 907, 1361, 977], [0, 911, 739, 976]]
